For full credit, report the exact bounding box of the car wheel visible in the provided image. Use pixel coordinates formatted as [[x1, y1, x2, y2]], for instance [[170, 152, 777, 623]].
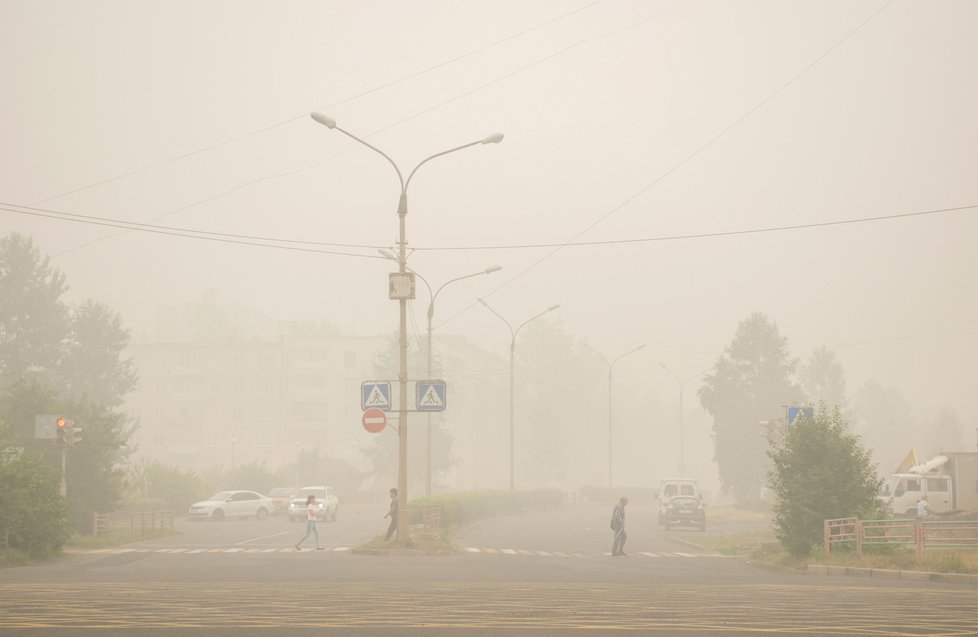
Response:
[[256, 508, 268, 521], [212, 509, 224, 521]]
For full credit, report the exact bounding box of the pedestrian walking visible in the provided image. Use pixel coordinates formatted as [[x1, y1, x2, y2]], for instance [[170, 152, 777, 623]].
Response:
[[384, 488, 399, 541], [917, 495, 930, 519], [294, 494, 323, 551], [611, 495, 628, 556]]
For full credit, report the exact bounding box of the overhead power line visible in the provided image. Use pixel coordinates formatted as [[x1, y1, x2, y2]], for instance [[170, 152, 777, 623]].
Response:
[[3, 200, 972, 253], [0, 203, 382, 260], [31, 0, 610, 207]]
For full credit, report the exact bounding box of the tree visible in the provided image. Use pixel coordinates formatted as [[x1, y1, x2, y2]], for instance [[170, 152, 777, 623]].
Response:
[[59, 300, 137, 408], [852, 380, 916, 471], [799, 346, 848, 412], [0, 233, 68, 388], [0, 424, 69, 559], [698, 313, 803, 506], [0, 233, 137, 531], [924, 407, 965, 456], [767, 406, 881, 556]]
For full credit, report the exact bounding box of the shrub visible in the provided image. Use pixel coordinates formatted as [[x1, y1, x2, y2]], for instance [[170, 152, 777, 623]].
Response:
[[410, 489, 564, 529], [0, 450, 70, 559]]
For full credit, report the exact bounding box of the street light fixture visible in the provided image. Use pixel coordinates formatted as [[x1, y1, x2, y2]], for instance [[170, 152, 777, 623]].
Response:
[[659, 363, 710, 475], [584, 343, 646, 487], [477, 298, 560, 490], [311, 113, 502, 539], [377, 255, 502, 497]]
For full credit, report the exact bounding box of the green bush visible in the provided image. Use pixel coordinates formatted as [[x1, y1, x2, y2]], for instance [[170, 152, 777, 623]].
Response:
[[410, 489, 565, 529], [0, 450, 70, 559], [767, 406, 881, 556]]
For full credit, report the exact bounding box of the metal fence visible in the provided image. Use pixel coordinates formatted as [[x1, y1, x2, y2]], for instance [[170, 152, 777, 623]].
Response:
[[824, 516, 978, 565], [93, 511, 174, 539]]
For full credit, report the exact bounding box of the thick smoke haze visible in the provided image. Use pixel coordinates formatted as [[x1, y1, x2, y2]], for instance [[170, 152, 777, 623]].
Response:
[[2, 0, 976, 491]]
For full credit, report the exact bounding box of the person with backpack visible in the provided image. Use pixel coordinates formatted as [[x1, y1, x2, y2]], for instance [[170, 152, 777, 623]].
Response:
[[610, 495, 628, 556]]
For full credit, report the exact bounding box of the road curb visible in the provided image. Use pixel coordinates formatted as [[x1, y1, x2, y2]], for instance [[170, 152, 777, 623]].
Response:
[[806, 563, 978, 585]]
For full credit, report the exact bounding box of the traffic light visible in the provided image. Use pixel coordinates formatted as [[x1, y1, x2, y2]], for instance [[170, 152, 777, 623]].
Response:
[[56, 417, 68, 446], [66, 420, 82, 447]]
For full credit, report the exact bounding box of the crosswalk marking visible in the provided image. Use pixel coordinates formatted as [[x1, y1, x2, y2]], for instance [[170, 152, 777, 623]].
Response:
[[78, 545, 734, 559]]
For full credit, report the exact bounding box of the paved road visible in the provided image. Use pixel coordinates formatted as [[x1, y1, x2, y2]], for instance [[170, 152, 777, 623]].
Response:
[[2, 502, 977, 636]]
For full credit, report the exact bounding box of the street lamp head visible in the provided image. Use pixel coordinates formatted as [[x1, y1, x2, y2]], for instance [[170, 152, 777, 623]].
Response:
[[484, 265, 503, 274], [481, 133, 504, 144], [377, 248, 397, 261], [547, 304, 560, 312], [310, 112, 337, 129]]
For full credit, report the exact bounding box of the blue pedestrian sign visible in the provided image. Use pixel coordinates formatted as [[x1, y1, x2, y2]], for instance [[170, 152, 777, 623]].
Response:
[[416, 382, 447, 412], [786, 406, 814, 427], [361, 382, 392, 411]]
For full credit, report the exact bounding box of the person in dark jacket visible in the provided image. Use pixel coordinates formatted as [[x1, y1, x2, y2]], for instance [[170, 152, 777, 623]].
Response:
[[611, 496, 628, 556], [384, 488, 399, 541]]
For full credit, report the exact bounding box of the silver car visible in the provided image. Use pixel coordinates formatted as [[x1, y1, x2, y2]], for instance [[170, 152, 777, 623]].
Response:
[[288, 486, 339, 522], [188, 490, 273, 521]]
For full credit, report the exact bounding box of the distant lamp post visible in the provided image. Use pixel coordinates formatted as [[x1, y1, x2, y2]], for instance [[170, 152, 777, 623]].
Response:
[[311, 112, 502, 540], [477, 298, 560, 490], [377, 255, 502, 497], [659, 363, 709, 475], [584, 343, 645, 487]]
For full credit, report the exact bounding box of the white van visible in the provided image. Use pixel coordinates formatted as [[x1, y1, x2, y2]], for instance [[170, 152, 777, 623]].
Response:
[[656, 478, 702, 525]]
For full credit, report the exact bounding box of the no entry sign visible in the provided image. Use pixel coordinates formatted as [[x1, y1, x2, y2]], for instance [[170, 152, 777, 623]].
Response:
[[362, 407, 387, 433]]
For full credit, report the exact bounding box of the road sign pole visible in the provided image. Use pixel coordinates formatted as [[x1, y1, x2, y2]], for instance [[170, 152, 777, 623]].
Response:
[[60, 446, 67, 497]]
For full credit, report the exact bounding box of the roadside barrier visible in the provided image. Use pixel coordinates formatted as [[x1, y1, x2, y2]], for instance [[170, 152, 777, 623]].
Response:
[[824, 516, 978, 565], [93, 511, 174, 539]]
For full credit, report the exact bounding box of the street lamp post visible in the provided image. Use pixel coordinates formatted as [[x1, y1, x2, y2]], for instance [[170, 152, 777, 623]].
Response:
[[477, 299, 560, 490], [584, 344, 645, 488], [379, 258, 502, 497], [311, 113, 502, 539], [659, 363, 709, 475]]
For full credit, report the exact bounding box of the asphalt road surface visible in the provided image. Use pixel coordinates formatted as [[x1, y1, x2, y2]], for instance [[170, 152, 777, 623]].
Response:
[[2, 501, 976, 636]]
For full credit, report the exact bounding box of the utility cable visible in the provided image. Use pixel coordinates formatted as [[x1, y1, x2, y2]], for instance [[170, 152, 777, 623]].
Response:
[[440, 0, 897, 328], [50, 1, 682, 258], [31, 0, 610, 207]]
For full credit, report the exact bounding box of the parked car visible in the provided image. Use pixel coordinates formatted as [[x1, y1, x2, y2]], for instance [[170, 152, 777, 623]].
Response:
[[661, 495, 706, 531], [267, 487, 295, 515], [188, 490, 273, 521], [288, 486, 339, 522]]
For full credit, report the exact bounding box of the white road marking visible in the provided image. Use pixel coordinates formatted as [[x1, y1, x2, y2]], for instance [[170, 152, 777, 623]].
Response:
[[500, 549, 517, 555], [639, 552, 659, 557], [333, 547, 350, 551], [465, 548, 481, 553], [235, 530, 293, 545], [224, 548, 244, 553], [535, 551, 552, 557]]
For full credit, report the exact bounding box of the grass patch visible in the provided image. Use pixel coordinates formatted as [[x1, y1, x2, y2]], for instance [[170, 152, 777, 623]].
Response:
[[0, 547, 31, 568], [682, 508, 978, 574], [357, 528, 458, 555], [67, 527, 179, 550]]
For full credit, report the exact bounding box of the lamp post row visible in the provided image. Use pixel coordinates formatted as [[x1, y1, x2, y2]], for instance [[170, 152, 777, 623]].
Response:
[[311, 112, 502, 538], [310, 113, 704, 512]]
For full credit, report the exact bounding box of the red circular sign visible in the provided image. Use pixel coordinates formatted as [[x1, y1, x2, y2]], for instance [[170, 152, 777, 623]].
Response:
[[361, 408, 387, 433]]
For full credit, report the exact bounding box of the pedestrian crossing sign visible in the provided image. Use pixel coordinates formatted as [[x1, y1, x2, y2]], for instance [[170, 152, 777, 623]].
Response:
[[361, 382, 392, 411], [416, 381, 447, 412]]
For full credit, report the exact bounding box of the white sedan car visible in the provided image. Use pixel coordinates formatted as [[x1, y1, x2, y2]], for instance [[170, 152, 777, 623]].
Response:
[[188, 490, 273, 521]]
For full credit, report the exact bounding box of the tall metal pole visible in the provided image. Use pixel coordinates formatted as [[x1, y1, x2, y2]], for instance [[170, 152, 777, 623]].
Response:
[[415, 268, 500, 498], [311, 113, 502, 540], [60, 447, 67, 497], [660, 363, 709, 476], [478, 299, 559, 491], [585, 343, 644, 488], [608, 365, 614, 488]]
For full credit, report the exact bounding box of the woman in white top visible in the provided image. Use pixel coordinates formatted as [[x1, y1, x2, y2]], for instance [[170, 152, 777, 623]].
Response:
[[295, 494, 323, 550]]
